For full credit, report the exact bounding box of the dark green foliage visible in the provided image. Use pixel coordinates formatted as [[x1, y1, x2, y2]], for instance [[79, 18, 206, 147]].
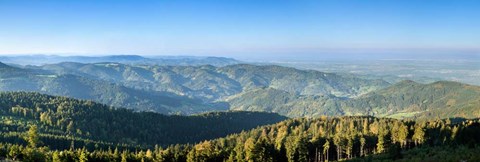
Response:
[[1, 115, 479, 161], [178, 116, 480, 162], [0, 92, 287, 149]]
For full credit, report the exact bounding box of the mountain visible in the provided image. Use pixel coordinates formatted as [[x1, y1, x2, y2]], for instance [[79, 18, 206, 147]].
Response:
[[0, 92, 287, 149], [228, 80, 480, 119], [34, 62, 480, 119], [341, 80, 480, 119], [0, 55, 241, 66], [5, 61, 479, 119], [226, 87, 341, 117], [33, 63, 390, 101], [0, 63, 225, 114], [24, 62, 394, 116], [218, 64, 390, 98]]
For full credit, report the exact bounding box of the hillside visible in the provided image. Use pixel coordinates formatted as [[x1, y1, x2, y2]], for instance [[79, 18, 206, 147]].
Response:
[[228, 80, 480, 119], [176, 116, 480, 162], [0, 63, 226, 114], [33, 63, 390, 101], [341, 80, 480, 119], [0, 92, 287, 149], [219, 64, 389, 98], [10, 62, 480, 120], [2, 115, 479, 161], [227, 87, 341, 117]]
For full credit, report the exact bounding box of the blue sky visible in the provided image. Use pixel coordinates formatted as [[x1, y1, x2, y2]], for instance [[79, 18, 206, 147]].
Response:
[[0, 0, 479, 57]]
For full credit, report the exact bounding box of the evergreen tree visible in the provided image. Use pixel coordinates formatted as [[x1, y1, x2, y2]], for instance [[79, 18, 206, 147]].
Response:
[[26, 125, 39, 148]]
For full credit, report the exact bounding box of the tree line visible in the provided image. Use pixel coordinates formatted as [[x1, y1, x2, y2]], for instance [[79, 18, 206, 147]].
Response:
[[1, 115, 480, 161], [0, 92, 286, 149]]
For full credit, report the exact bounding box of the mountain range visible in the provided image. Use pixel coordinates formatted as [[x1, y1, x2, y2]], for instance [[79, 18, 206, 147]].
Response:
[[228, 80, 480, 119], [0, 60, 478, 120], [0, 55, 240, 66], [0, 62, 226, 114]]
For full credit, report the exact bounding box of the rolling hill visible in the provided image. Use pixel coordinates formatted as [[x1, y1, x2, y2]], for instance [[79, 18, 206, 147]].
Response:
[[33, 63, 390, 101], [227, 80, 480, 119], [341, 80, 480, 119], [6, 61, 480, 119], [0, 92, 287, 149], [0, 62, 225, 114]]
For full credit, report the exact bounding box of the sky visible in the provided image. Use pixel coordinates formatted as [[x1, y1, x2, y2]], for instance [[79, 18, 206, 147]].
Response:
[[0, 0, 479, 58]]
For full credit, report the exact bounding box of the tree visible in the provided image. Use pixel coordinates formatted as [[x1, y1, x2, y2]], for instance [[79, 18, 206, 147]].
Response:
[[145, 149, 153, 160], [27, 125, 39, 148], [285, 136, 297, 162], [67, 121, 74, 134], [79, 148, 88, 162], [285, 135, 308, 162], [360, 137, 366, 157], [397, 123, 409, 148], [244, 137, 258, 162], [346, 138, 353, 159], [333, 134, 344, 160], [413, 125, 425, 146], [376, 135, 385, 153], [323, 140, 330, 162], [121, 151, 128, 162], [52, 151, 61, 162], [8, 145, 21, 161], [392, 122, 408, 148]]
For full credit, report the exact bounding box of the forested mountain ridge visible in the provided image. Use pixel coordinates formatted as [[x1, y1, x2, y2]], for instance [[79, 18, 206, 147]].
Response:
[[33, 63, 390, 101], [226, 87, 341, 117], [0, 62, 225, 114], [3, 61, 393, 116], [341, 80, 480, 119], [11, 62, 480, 119], [0, 91, 287, 149], [228, 80, 480, 119]]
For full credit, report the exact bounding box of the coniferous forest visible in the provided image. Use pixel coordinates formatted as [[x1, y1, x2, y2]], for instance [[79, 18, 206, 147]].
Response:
[[0, 92, 479, 161]]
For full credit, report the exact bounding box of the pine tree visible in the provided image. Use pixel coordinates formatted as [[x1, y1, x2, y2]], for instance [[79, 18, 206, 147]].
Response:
[[79, 148, 88, 162], [122, 151, 129, 162], [413, 125, 425, 146], [323, 140, 330, 162], [360, 137, 366, 157], [377, 135, 385, 153], [27, 125, 39, 148], [52, 151, 61, 162]]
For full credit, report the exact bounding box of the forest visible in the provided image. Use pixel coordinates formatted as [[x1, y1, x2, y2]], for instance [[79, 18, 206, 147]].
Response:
[[1, 92, 479, 162], [0, 116, 479, 161], [0, 92, 286, 150]]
